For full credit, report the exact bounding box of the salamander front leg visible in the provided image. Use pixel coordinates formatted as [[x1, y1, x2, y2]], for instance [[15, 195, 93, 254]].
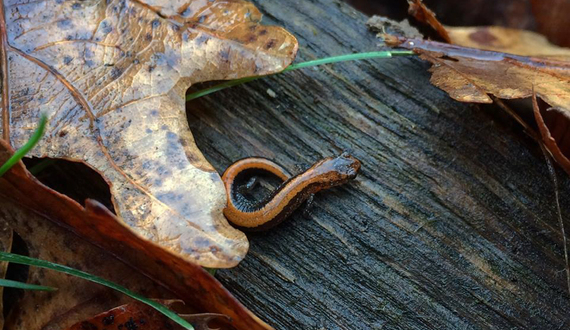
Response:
[[237, 176, 259, 194]]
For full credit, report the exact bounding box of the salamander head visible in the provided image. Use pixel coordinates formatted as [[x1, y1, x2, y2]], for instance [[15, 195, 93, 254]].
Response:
[[310, 152, 361, 185]]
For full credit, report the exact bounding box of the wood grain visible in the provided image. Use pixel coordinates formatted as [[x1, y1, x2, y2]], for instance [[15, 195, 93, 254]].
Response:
[[185, 0, 570, 329]]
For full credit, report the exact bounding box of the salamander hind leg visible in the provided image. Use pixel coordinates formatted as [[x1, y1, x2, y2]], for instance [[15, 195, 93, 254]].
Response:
[[301, 194, 315, 218]]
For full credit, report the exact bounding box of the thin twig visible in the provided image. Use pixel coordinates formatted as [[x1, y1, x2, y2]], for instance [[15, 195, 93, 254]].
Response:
[[491, 97, 540, 140], [493, 95, 570, 294], [540, 144, 570, 295]]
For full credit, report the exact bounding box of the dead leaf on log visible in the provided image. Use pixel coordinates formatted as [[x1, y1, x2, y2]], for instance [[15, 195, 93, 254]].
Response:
[[399, 0, 570, 176], [0, 0, 298, 268], [386, 34, 570, 174], [389, 37, 570, 109], [0, 141, 273, 330], [446, 26, 570, 57]]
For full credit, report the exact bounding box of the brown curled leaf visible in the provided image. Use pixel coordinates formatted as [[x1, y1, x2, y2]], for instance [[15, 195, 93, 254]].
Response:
[[181, 313, 232, 330], [407, 0, 450, 42], [65, 302, 229, 330], [65, 302, 181, 330], [532, 93, 570, 175], [0, 223, 11, 329], [0, 141, 273, 330], [0, 0, 298, 268]]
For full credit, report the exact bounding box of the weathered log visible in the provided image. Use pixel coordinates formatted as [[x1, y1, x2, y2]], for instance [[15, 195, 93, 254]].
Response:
[[185, 0, 570, 329]]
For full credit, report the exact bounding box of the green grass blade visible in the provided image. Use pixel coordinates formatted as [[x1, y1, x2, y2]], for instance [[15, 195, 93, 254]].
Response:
[[204, 267, 217, 276], [0, 278, 57, 291], [0, 113, 48, 177], [282, 50, 415, 71], [0, 252, 194, 330], [186, 50, 415, 101], [187, 76, 258, 100]]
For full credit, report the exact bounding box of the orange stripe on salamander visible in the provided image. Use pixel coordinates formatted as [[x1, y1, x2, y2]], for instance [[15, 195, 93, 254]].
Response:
[[222, 153, 361, 231]]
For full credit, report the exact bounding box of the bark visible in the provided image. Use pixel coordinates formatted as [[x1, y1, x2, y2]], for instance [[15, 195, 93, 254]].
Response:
[[185, 0, 570, 329]]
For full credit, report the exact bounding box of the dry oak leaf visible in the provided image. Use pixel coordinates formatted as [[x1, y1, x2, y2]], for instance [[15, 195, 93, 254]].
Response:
[[0, 0, 298, 268], [0, 140, 273, 330]]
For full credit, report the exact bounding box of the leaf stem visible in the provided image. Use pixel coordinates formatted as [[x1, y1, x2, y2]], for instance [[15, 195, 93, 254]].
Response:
[[0, 113, 47, 177], [0, 252, 194, 330], [186, 50, 415, 101]]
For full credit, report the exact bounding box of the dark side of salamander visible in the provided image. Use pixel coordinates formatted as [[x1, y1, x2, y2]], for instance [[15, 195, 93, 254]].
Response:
[[222, 153, 361, 231]]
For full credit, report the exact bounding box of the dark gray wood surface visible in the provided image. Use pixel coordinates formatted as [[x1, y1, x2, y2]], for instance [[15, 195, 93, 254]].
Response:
[[185, 0, 570, 329]]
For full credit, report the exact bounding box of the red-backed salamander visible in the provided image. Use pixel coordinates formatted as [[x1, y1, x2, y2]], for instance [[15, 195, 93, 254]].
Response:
[[222, 153, 361, 231]]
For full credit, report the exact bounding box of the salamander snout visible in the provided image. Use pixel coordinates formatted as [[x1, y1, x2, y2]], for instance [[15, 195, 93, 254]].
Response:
[[333, 152, 361, 178]]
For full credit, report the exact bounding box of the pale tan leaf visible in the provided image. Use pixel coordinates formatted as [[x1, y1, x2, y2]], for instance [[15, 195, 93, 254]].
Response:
[[0, 0, 298, 267]]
